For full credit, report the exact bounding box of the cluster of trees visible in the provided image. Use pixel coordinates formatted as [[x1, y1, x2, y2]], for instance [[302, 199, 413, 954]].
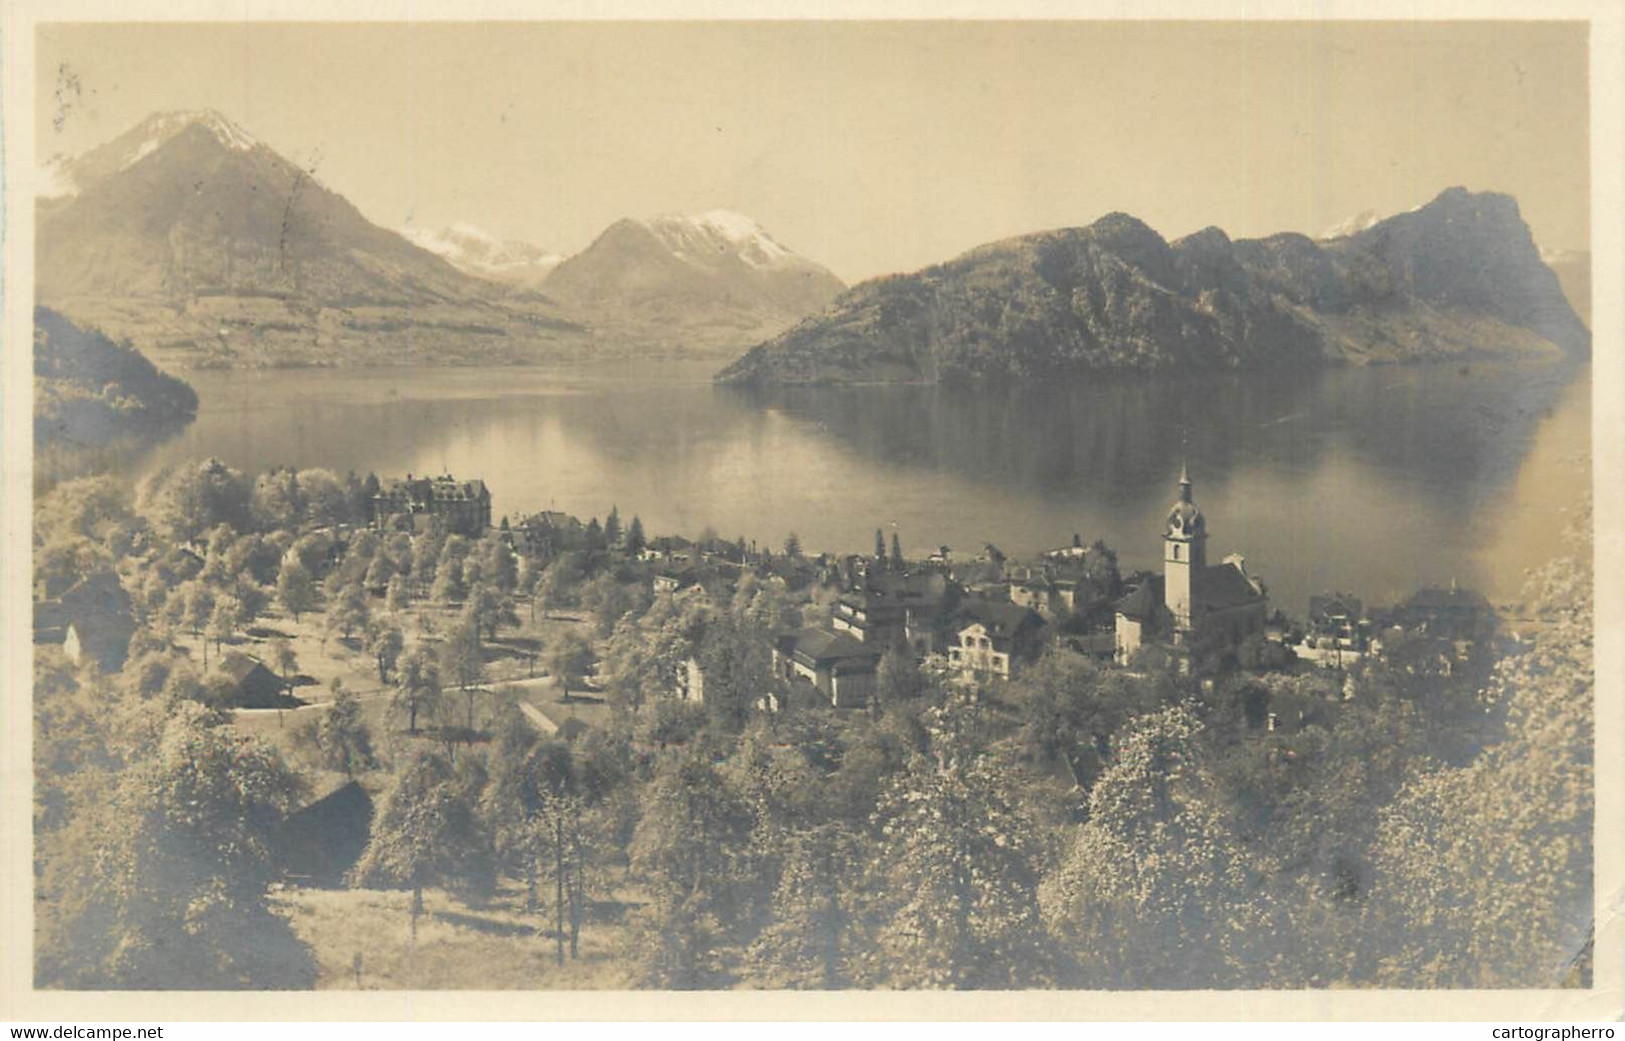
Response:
[[35, 690, 316, 988], [32, 461, 1595, 991], [335, 515, 1594, 989]]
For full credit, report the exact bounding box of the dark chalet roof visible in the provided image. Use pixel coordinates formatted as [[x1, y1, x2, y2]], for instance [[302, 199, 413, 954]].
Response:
[[1191, 562, 1266, 613], [777, 627, 882, 668], [216, 652, 285, 707], [953, 598, 1045, 639], [60, 570, 133, 618], [1115, 576, 1165, 621]]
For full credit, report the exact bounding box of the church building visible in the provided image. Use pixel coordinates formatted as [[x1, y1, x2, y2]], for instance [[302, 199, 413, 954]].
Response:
[[1114, 466, 1269, 663]]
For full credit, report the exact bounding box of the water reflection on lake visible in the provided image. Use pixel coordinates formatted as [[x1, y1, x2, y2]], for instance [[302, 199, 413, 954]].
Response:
[[136, 359, 1590, 614]]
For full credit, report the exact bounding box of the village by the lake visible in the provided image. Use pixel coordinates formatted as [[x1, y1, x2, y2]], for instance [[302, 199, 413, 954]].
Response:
[[31, 444, 1589, 990], [22, 19, 1598, 999]]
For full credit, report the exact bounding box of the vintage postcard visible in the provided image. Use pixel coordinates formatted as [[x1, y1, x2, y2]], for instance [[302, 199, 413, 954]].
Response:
[[1, 0, 1620, 1022]]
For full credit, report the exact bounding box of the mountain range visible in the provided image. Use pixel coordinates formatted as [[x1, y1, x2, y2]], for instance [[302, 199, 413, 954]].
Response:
[[398, 222, 565, 289], [542, 211, 846, 353], [716, 187, 1590, 386], [37, 112, 1588, 380], [37, 111, 587, 369], [36, 111, 843, 368]]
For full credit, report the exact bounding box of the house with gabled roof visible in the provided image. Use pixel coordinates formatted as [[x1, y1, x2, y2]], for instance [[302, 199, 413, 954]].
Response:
[[772, 627, 882, 709], [56, 570, 135, 672], [215, 651, 287, 709], [946, 598, 1048, 680]]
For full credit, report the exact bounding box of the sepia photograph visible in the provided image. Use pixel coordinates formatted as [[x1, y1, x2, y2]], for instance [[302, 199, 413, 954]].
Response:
[[3, 6, 1620, 1021]]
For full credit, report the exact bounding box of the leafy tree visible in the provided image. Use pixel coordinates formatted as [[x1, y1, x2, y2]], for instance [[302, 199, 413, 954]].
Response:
[[1084, 539, 1120, 592], [367, 620, 405, 684], [517, 556, 542, 621], [323, 581, 369, 646], [146, 458, 252, 542], [465, 582, 520, 644], [295, 468, 354, 530], [600, 605, 699, 716], [581, 572, 633, 639], [275, 554, 316, 621], [627, 751, 755, 988], [318, 684, 375, 778], [782, 531, 802, 560], [231, 573, 271, 627], [865, 693, 1052, 988], [874, 644, 929, 717], [269, 638, 299, 689], [1040, 702, 1259, 988], [604, 506, 622, 548], [222, 534, 279, 585], [439, 618, 486, 732], [625, 516, 647, 557], [175, 579, 215, 639], [37, 704, 313, 988], [33, 477, 141, 597], [204, 597, 240, 666], [890, 532, 904, 569], [431, 534, 471, 603], [250, 467, 302, 533], [1014, 650, 1151, 790], [289, 530, 338, 579], [392, 644, 444, 735], [363, 551, 397, 592], [485, 737, 600, 965], [478, 531, 520, 594], [350, 749, 495, 963], [1366, 539, 1593, 987], [694, 616, 776, 733], [546, 630, 596, 701], [385, 573, 411, 615], [410, 530, 444, 595], [747, 823, 862, 988], [200, 524, 239, 582], [540, 552, 587, 618]]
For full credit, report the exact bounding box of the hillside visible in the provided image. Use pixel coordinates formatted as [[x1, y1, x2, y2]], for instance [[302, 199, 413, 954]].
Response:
[[717, 188, 1590, 385], [1542, 249, 1591, 326], [34, 306, 198, 450], [543, 210, 845, 355], [37, 111, 587, 370]]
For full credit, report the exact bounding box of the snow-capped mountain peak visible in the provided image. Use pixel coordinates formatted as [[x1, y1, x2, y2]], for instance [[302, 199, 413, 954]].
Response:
[[38, 109, 263, 199], [640, 209, 797, 268], [1319, 209, 1384, 240], [399, 221, 564, 284], [123, 109, 260, 162]]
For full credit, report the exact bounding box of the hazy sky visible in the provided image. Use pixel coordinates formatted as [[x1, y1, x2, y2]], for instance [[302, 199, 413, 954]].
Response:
[[36, 21, 1590, 281]]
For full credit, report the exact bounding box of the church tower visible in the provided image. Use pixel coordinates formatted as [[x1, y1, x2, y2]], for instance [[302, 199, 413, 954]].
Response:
[[1163, 463, 1207, 633]]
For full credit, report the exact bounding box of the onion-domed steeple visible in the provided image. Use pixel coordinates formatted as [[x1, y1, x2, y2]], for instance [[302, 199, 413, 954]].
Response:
[[1164, 463, 1208, 630], [1166, 462, 1206, 538]]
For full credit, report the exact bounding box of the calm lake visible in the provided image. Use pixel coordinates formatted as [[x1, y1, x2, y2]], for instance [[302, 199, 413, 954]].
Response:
[[136, 359, 1591, 616]]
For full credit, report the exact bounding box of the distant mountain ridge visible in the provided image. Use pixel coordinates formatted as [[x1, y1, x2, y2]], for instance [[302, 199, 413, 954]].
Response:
[[717, 187, 1590, 386], [37, 110, 846, 366], [36, 110, 586, 369], [399, 222, 566, 289], [541, 210, 846, 353]]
